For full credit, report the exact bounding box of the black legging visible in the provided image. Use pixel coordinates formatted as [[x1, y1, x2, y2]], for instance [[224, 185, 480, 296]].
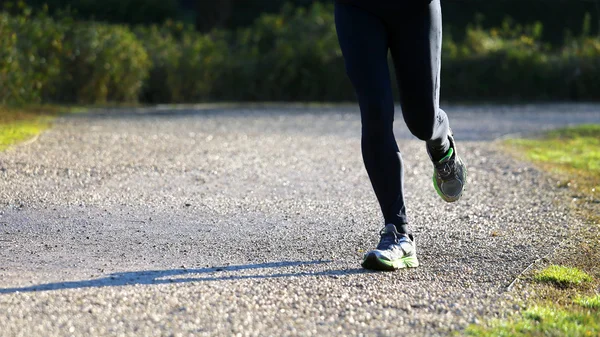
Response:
[[335, 0, 450, 232]]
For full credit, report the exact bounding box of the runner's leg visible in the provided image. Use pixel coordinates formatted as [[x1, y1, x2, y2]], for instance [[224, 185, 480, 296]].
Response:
[[386, 0, 451, 160], [385, 0, 467, 202], [335, 3, 409, 232]]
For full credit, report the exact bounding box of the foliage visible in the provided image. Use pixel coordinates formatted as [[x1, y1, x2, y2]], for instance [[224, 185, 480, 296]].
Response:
[[59, 23, 150, 103], [21, 0, 600, 45], [0, 3, 150, 104], [133, 24, 183, 103], [213, 3, 350, 101], [133, 2, 351, 103], [2, 2, 600, 104], [441, 18, 600, 101], [0, 12, 23, 103]]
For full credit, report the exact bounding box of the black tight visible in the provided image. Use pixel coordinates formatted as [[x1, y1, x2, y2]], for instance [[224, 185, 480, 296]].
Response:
[[335, 0, 450, 231]]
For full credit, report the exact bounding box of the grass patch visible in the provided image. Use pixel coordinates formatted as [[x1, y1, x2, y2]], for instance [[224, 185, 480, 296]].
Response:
[[465, 306, 600, 336], [465, 125, 600, 336], [575, 295, 600, 309], [0, 105, 86, 151], [504, 124, 600, 196], [534, 265, 593, 288]]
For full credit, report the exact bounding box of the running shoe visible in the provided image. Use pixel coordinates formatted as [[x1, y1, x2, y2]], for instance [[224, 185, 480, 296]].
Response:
[[361, 224, 419, 271], [428, 133, 467, 202]]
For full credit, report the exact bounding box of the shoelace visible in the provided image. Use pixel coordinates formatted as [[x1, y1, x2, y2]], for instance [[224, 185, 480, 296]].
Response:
[[377, 228, 399, 249], [436, 157, 456, 180]]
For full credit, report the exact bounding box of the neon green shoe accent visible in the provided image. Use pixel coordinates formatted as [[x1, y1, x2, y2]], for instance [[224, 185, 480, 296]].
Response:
[[374, 257, 395, 267], [433, 147, 455, 201], [432, 149, 466, 203], [432, 173, 446, 200], [438, 147, 454, 163], [401, 255, 419, 268], [362, 254, 419, 270]]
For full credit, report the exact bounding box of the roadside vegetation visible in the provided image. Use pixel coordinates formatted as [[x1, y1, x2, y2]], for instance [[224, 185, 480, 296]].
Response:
[[505, 124, 600, 199], [466, 125, 600, 336], [466, 265, 599, 336], [0, 105, 83, 151], [2, 1, 600, 104], [534, 265, 594, 288]]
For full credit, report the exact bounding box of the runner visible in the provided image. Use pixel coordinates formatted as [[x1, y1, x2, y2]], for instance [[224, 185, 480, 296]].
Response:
[[334, 0, 467, 270]]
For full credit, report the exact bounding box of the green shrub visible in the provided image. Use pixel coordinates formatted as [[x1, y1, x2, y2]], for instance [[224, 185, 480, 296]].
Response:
[[11, 8, 66, 102], [215, 3, 351, 101], [560, 37, 600, 100], [135, 23, 230, 103], [0, 12, 24, 103], [167, 30, 229, 102], [2, 7, 150, 104], [440, 18, 592, 101], [134, 24, 183, 103], [1, 8, 67, 103], [2, 3, 600, 104], [59, 22, 150, 103]]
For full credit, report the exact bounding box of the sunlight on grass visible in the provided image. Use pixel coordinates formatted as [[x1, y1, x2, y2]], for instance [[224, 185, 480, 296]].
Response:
[[465, 306, 600, 336], [0, 119, 52, 151], [575, 294, 600, 309], [534, 265, 593, 288], [466, 126, 600, 336], [504, 125, 600, 194], [509, 136, 600, 172], [0, 105, 84, 151]]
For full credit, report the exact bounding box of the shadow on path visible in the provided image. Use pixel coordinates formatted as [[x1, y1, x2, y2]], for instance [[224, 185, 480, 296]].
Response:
[[0, 260, 370, 294]]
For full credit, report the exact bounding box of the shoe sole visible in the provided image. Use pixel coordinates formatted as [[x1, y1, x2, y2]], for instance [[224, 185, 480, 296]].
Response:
[[361, 253, 419, 271]]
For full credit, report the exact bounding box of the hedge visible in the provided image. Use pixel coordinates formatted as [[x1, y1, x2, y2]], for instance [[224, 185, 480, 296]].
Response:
[[0, 9, 149, 104], [1, 3, 600, 105]]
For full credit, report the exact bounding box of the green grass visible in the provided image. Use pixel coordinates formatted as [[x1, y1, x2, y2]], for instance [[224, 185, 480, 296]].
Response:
[[533, 265, 593, 288], [504, 124, 600, 194], [465, 306, 600, 337], [575, 295, 600, 309], [466, 125, 600, 336], [0, 118, 52, 151], [0, 105, 85, 151]]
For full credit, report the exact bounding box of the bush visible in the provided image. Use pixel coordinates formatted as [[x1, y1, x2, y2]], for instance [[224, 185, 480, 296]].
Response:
[[2, 3, 600, 104], [560, 37, 600, 100], [0, 12, 24, 103], [0, 8, 68, 104], [170, 30, 229, 102], [135, 3, 352, 103], [11, 8, 67, 102], [135, 23, 230, 103], [440, 18, 599, 101], [218, 3, 351, 101], [134, 24, 182, 103], [1, 6, 150, 104], [59, 22, 150, 103]]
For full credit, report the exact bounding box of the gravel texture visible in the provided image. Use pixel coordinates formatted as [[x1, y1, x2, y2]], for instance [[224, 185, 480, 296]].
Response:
[[0, 104, 598, 336]]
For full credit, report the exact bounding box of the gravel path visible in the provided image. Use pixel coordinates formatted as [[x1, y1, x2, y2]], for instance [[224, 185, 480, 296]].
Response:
[[0, 104, 598, 336]]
